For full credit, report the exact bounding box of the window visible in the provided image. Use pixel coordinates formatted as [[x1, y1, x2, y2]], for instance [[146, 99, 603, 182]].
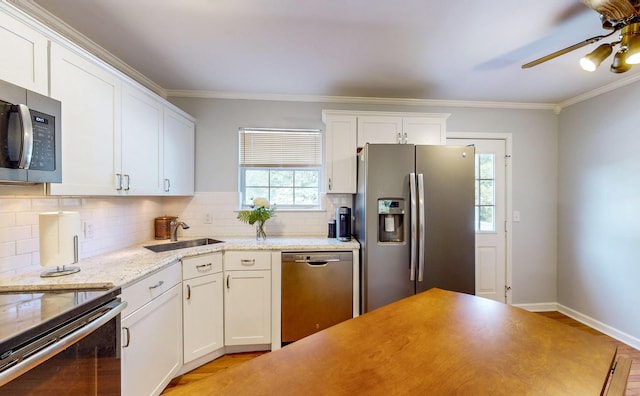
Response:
[[239, 128, 322, 209], [475, 153, 495, 232]]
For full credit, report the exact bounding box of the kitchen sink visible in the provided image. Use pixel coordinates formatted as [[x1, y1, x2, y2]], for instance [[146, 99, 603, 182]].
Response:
[[144, 238, 224, 252]]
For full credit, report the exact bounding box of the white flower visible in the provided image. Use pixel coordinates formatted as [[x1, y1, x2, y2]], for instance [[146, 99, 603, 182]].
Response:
[[253, 197, 270, 209]]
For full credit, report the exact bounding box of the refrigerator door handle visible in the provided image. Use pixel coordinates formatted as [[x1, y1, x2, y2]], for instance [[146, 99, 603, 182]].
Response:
[[418, 173, 425, 282], [410, 172, 417, 281]]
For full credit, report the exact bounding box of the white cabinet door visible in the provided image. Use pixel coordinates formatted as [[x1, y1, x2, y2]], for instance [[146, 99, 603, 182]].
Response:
[[183, 272, 224, 363], [121, 283, 182, 396], [0, 11, 48, 94], [323, 113, 357, 194], [403, 117, 446, 145], [224, 270, 271, 346], [48, 42, 122, 196], [163, 107, 195, 195], [356, 116, 403, 146], [121, 84, 163, 195]]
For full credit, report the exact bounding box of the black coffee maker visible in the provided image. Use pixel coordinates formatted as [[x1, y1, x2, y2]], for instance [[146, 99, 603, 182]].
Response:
[[336, 207, 351, 241]]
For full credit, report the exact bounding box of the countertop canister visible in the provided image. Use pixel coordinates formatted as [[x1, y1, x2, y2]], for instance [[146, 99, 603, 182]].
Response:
[[154, 216, 177, 239]]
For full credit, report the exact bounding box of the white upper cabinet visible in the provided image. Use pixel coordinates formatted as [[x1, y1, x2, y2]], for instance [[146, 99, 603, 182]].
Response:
[[121, 83, 163, 195], [323, 110, 449, 194], [402, 116, 447, 145], [357, 116, 403, 145], [0, 7, 195, 196], [163, 107, 195, 196], [0, 10, 48, 94], [322, 111, 357, 194], [48, 42, 122, 196], [47, 42, 194, 196], [356, 113, 448, 146]]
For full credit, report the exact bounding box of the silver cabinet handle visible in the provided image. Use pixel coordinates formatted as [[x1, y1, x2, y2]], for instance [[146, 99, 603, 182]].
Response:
[[122, 326, 131, 348], [226, 274, 230, 289], [328, 177, 332, 191], [164, 178, 171, 192], [240, 259, 255, 266], [116, 173, 123, 191], [148, 280, 164, 290], [186, 284, 191, 300], [124, 174, 130, 191], [196, 263, 212, 272], [397, 132, 402, 144]]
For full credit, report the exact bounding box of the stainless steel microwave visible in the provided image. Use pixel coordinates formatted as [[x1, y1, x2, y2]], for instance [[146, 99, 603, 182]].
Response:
[[0, 79, 61, 183]]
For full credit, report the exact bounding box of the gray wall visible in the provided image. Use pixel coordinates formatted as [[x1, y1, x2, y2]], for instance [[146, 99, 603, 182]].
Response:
[[169, 97, 559, 306], [558, 84, 640, 341]]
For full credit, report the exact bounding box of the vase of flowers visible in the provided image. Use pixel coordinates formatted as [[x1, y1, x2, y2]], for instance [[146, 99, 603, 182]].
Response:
[[237, 197, 275, 241]]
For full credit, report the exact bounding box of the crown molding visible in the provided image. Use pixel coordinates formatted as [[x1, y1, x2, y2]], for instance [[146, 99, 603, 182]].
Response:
[[557, 71, 640, 111], [166, 89, 558, 112], [6, 0, 167, 98]]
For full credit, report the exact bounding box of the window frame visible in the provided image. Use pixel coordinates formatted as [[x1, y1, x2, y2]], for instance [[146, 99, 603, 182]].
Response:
[[238, 128, 323, 210]]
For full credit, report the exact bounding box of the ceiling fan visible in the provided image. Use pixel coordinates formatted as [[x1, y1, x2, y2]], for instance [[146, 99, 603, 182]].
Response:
[[522, 0, 640, 73]]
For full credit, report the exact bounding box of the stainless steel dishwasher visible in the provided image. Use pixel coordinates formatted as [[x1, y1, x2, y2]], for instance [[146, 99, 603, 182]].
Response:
[[281, 251, 353, 344]]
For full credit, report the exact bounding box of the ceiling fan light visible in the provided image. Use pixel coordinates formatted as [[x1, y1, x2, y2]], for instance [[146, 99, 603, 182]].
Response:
[[579, 57, 599, 72], [624, 35, 640, 64], [579, 44, 613, 72], [610, 50, 631, 73]]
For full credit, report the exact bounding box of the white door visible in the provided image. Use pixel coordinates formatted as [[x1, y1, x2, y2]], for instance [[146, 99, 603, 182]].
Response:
[[448, 137, 509, 303]]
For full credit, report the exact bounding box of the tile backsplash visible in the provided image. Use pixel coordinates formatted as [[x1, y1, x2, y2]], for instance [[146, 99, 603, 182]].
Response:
[[0, 196, 164, 277], [0, 192, 352, 277]]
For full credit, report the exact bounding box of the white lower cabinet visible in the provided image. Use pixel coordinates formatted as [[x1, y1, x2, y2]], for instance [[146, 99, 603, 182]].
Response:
[[224, 251, 272, 346], [182, 253, 224, 363], [121, 262, 182, 396]]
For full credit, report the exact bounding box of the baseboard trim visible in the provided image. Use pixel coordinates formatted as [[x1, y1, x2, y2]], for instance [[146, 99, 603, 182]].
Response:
[[513, 302, 558, 312], [515, 302, 640, 350], [557, 304, 640, 351]]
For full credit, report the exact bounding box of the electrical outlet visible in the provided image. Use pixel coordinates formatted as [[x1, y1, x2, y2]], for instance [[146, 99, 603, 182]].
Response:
[[204, 213, 213, 224], [83, 221, 95, 239]]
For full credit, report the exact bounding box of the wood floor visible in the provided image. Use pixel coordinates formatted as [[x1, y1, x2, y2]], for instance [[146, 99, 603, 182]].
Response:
[[161, 312, 639, 395], [537, 312, 640, 396]]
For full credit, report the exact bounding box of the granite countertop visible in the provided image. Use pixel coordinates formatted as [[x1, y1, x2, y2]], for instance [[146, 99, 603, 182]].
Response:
[[0, 237, 360, 292]]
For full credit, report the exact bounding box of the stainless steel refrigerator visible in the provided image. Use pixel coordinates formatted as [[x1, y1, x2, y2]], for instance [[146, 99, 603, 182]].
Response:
[[355, 143, 475, 313]]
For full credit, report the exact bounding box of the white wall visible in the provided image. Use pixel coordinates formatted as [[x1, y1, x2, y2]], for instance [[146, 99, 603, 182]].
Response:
[[558, 83, 640, 343], [169, 97, 560, 306]]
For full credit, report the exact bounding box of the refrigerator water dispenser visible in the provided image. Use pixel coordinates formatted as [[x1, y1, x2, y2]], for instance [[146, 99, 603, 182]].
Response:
[[378, 199, 404, 243]]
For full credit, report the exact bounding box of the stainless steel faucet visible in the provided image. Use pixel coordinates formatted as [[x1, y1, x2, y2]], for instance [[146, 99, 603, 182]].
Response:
[[170, 218, 190, 241]]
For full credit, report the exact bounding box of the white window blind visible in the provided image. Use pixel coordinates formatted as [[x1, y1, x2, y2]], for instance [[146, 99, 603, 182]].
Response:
[[239, 128, 322, 168]]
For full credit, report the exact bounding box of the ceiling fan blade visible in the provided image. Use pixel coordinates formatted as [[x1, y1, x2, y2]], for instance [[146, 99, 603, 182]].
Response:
[[580, 0, 637, 21], [521, 30, 616, 69]]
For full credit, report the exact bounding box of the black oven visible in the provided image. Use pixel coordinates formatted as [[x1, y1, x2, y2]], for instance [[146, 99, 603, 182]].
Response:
[[0, 288, 126, 395]]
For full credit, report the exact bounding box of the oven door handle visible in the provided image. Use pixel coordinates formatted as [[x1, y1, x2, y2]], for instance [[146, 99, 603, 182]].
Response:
[[0, 299, 127, 387]]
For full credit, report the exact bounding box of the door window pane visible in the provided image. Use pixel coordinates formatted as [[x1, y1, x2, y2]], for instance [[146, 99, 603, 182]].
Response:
[[475, 153, 496, 232]]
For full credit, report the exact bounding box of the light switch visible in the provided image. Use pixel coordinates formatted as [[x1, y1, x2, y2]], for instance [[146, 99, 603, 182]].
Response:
[[513, 210, 521, 222]]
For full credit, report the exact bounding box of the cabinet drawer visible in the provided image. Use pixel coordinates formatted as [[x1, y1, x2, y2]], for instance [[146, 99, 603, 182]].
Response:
[[182, 252, 222, 280], [122, 261, 181, 317], [224, 251, 271, 271]]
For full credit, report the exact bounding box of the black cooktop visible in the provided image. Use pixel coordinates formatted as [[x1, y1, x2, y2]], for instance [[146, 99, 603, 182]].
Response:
[[0, 288, 120, 357]]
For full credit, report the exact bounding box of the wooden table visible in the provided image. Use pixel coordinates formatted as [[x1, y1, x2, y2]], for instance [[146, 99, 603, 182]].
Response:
[[170, 288, 617, 395]]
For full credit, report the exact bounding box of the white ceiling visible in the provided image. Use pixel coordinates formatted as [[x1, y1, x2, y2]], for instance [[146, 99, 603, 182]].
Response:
[[20, 0, 640, 105]]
